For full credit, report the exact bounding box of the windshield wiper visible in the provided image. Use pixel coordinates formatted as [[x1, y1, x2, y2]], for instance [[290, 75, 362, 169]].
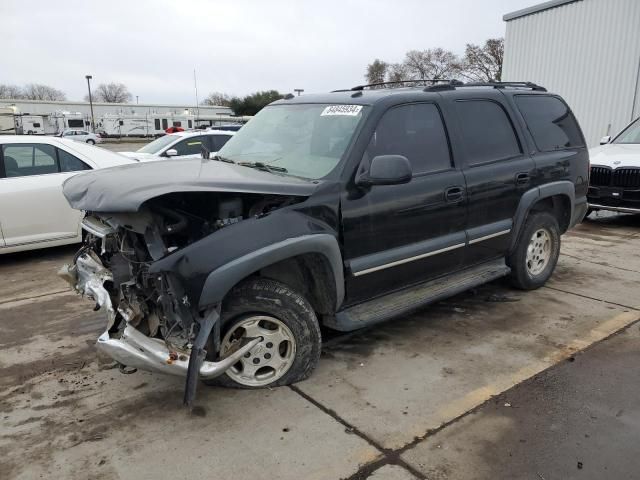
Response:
[[237, 161, 288, 173], [212, 154, 235, 164]]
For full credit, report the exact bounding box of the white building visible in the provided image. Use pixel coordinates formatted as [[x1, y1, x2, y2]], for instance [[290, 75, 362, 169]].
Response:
[[0, 98, 231, 118], [502, 0, 640, 146]]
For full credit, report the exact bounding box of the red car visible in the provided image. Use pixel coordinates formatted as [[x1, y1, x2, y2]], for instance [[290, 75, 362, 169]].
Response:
[[165, 126, 184, 134]]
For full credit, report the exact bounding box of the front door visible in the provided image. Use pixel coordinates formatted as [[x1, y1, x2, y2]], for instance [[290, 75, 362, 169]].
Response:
[[341, 102, 467, 305]]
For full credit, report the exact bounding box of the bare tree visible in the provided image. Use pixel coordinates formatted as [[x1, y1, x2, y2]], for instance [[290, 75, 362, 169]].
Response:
[[365, 59, 388, 86], [386, 63, 411, 85], [22, 83, 67, 101], [0, 84, 24, 99], [460, 38, 504, 82], [404, 48, 461, 81], [86, 82, 132, 103], [201, 92, 232, 106]]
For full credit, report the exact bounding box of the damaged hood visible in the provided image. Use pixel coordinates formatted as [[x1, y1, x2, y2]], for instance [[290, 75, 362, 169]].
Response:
[[63, 158, 319, 212]]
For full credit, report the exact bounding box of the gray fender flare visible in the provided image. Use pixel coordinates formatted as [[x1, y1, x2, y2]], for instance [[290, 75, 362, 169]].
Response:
[[510, 181, 575, 251], [198, 234, 344, 310]]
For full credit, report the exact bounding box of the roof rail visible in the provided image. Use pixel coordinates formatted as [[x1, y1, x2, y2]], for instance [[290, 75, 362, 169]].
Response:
[[333, 79, 547, 94], [456, 81, 547, 92], [350, 79, 449, 91]]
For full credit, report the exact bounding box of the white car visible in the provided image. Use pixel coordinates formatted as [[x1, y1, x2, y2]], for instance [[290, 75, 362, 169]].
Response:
[[60, 129, 103, 145], [0, 136, 133, 254], [120, 129, 234, 161], [588, 116, 640, 215]]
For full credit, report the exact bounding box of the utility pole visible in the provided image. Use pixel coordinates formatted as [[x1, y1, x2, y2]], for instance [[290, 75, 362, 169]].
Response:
[[85, 75, 95, 132], [136, 95, 139, 104], [294, 89, 304, 96]]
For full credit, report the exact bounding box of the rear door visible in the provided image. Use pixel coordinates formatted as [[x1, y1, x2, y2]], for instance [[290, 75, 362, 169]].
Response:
[[443, 91, 535, 266], [0, 143, 88, 247], [341, 102, 467, 304]]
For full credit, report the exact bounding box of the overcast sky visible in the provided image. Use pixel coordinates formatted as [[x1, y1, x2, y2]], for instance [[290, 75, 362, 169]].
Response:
[[2, 0, 535, 104]]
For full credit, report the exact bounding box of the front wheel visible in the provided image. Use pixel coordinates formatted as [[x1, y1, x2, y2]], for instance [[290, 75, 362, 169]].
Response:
[[508, 212, 561, 290], [205, 278, 321, 389], [86, 139, 95, 145]]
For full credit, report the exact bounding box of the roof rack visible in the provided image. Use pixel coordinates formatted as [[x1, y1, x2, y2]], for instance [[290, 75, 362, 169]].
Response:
[[423, 80, 547, 92], [348, 79, 449, 91], [333, 79, 547, 94]]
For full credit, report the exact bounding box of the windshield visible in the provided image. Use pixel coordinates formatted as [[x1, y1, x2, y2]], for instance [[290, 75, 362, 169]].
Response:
[[137, 134, 179, 154], [613, 117, 640, 144], [216, 103, 368, 179]]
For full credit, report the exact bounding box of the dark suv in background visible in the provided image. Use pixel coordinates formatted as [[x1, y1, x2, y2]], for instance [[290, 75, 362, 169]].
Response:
[[61, 80, 589, 404]]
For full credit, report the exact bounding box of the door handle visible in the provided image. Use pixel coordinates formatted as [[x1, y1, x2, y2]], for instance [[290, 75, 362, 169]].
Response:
[[444, 186, 465, 203], [515, 172, 530, 185]]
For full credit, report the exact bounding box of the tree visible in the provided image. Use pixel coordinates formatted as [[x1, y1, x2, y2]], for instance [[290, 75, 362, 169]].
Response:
[[365, 59, 388, 86], [404, 48, 461, 81], [460, 38, 504, 82], [86, 82, 132, 103], [229, 90, 284, 116], [22, 83, 66, 101], [201, 92, 232, 106], [0, 84, 24, 99], [386, 63, 411, 84]]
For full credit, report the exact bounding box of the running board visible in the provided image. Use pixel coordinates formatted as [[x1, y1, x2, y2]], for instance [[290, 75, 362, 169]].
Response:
[[326, 259, 510, 332]]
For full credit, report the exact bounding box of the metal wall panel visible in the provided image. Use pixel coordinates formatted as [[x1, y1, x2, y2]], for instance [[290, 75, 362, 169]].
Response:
[[503, 0, 640, 146]]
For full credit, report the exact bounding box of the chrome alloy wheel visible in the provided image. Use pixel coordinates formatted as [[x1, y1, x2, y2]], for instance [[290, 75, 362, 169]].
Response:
[[526, 228, 552, 276], [220, 315, 296, 387]]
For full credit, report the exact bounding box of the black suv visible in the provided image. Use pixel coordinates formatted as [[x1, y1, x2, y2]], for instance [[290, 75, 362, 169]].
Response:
[[61, 81, 589, 404]]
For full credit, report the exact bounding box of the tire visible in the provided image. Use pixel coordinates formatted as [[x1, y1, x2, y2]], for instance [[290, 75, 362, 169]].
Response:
[[508, 211, 561, 290], [86, 139, 95, 145], [205, 278, 321, 389]]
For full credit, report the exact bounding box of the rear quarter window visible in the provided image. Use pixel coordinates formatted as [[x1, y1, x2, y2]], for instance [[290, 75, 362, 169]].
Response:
[[515, 95, 584, 151]]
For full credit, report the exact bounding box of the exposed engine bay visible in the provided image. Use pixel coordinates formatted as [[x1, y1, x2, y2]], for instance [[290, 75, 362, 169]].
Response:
[[60, 192, 300, 405]]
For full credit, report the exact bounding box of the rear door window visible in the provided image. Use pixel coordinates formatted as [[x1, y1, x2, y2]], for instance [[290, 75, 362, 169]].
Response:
[[515, 95, 585, 151], [2, 144, 59, 177], [454, 100, 521, 166], [366, 103, 452, 175]]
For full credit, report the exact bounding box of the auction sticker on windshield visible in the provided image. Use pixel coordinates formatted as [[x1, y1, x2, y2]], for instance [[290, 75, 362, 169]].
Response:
[[321, 105, 363, 116]]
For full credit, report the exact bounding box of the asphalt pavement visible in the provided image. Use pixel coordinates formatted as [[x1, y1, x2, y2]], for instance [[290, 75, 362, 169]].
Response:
[[1, 210, 639, 479]]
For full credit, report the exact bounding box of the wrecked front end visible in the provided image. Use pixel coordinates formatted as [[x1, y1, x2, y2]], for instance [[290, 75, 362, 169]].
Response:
[[60, 191, 300, 405]]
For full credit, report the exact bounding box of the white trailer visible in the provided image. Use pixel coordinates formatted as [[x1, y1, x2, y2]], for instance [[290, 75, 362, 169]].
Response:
[[15, 115, 46, 135], [0, 107, 18, 135], [96, 114, 154, 137], [194, 114, 252, 129], [46, 111, 89, 135]]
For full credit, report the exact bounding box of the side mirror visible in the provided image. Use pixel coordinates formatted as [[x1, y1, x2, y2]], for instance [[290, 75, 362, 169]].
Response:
[[165, 148, 178, 157], [600, 135, 611, 145], [356, 155, 412, 187]]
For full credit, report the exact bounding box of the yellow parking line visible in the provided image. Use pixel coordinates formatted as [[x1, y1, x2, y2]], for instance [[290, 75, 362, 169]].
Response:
[[435, 310, 640, 424]]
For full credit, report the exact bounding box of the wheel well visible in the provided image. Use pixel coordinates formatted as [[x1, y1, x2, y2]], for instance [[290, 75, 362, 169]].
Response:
[[530, 194, 571, 233], [229, 253, 338, 316]]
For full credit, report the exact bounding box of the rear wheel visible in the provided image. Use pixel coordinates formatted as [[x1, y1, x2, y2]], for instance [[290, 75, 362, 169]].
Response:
[[205, 278, 321, 389], [86, 139, 95, 145], [509, 212, 561, 290]]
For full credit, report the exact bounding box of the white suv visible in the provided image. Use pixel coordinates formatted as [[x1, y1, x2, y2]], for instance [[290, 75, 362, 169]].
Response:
[[121, 129, 235, 162]]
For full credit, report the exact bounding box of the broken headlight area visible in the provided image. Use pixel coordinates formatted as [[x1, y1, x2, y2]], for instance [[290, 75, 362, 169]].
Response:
[[59, 192, 299, 404]]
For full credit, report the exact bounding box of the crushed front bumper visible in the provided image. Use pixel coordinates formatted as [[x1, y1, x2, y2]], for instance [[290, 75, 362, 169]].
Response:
[[97, 325, 260, 379], [60, 250, 258, 382]]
